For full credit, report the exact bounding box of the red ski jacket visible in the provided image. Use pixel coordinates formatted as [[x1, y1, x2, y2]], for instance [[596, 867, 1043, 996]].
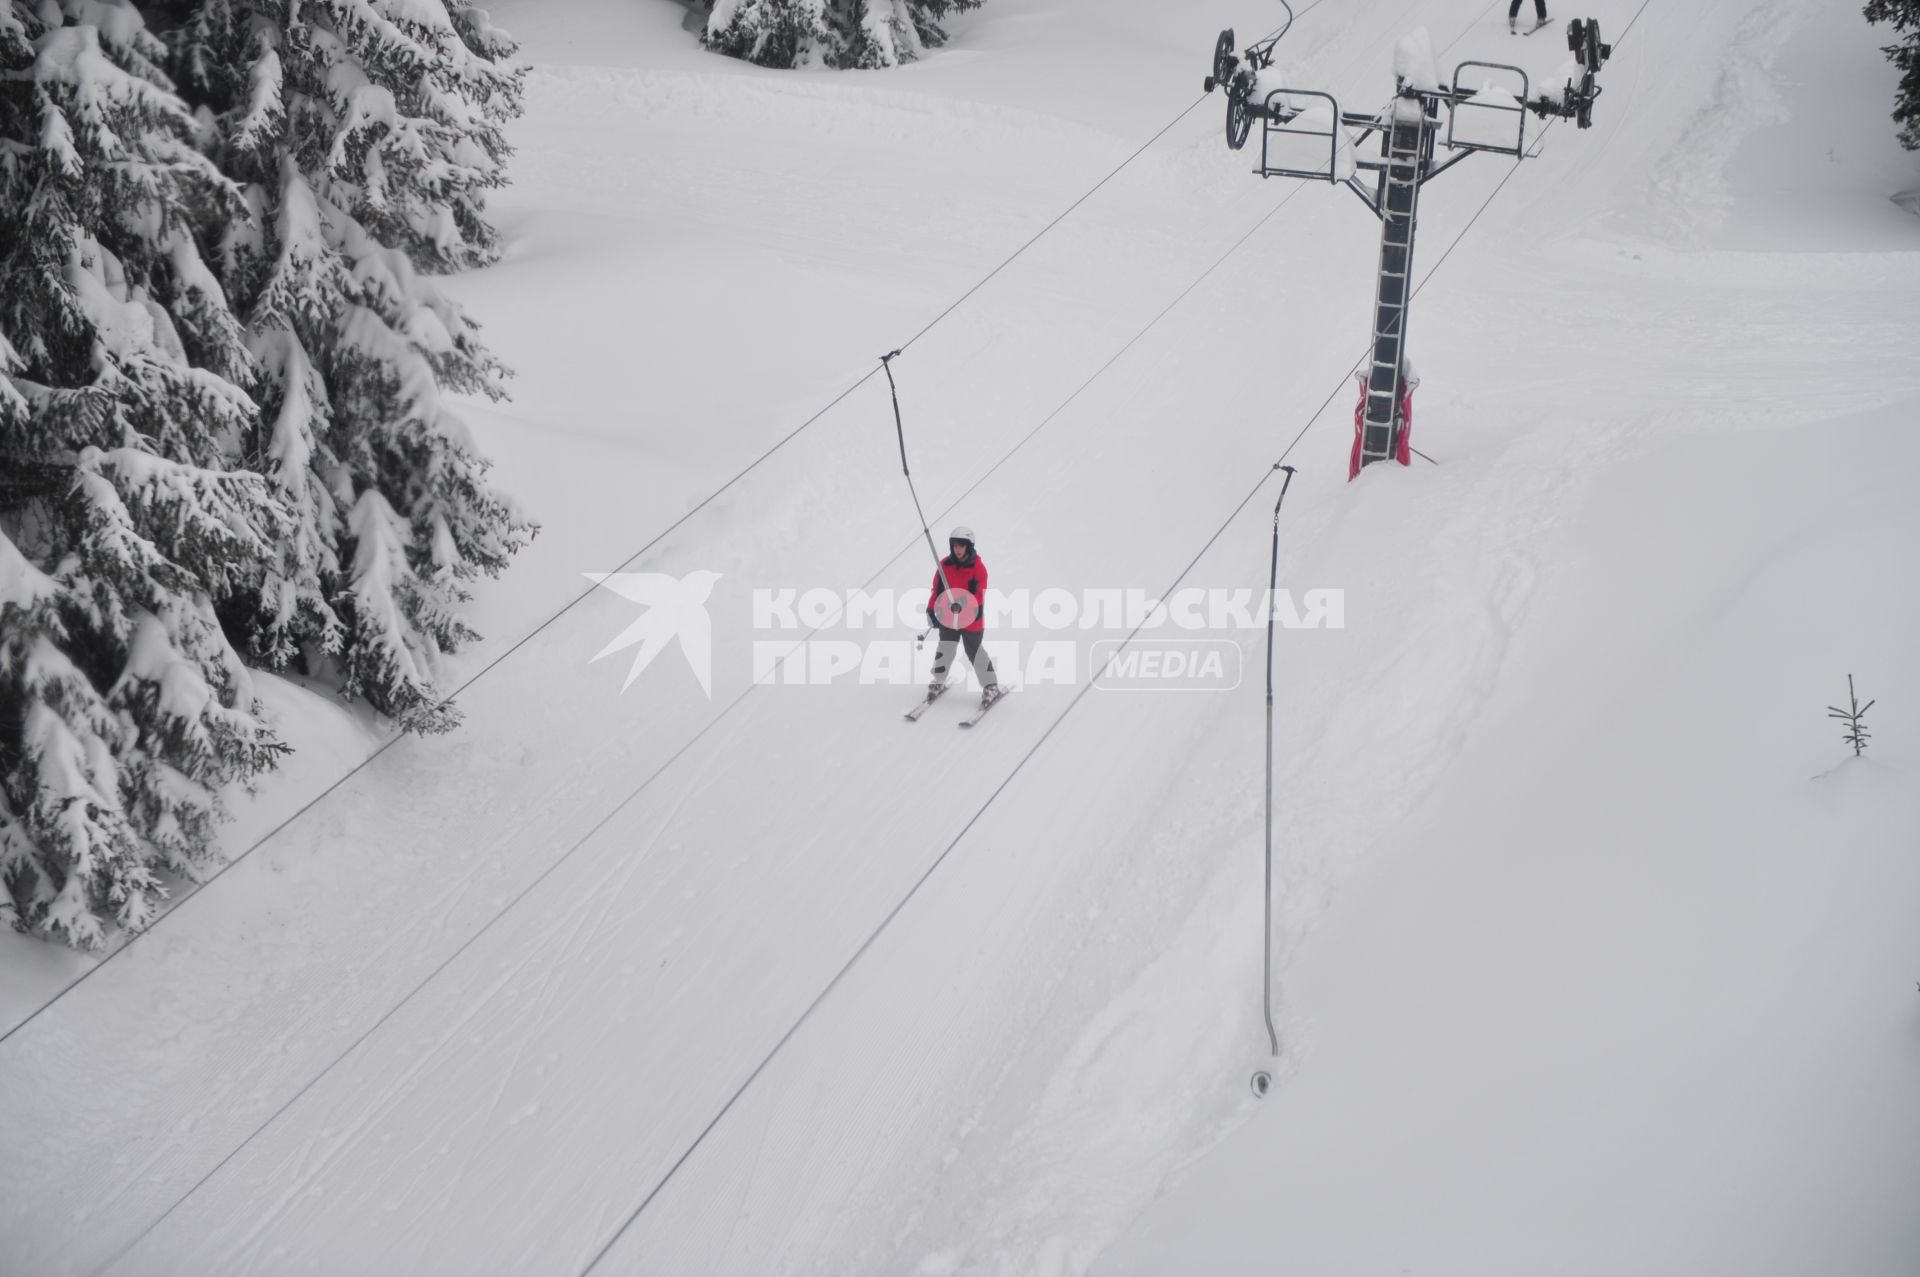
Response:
[[928, 553, 988, 633]]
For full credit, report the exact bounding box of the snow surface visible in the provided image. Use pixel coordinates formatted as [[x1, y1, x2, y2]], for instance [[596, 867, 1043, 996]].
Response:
[[1394, 25, 1442, 94], [3, 1, 1917, 1274]]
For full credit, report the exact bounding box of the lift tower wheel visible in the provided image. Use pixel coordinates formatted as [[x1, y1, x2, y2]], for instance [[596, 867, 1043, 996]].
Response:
[[1207, 29, 1237, 93]]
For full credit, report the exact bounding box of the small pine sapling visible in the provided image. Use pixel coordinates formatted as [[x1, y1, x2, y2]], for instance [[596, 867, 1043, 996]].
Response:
[[1826, 674, 1875, 757]]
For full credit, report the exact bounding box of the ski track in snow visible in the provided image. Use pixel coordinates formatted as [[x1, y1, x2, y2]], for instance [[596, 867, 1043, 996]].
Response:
[[4, 0, 1919, 1274], [1638, 0, 1801, 247]]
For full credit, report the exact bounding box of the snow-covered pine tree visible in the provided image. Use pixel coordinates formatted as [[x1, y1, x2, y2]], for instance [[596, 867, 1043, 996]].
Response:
[[166, 0, 535, 732], [704, 0, 982, 70], [0, 0, 289, 945], [704, 0, 834, 68], [1865, 1, 1920, 150], [860, 0, 980, 67]]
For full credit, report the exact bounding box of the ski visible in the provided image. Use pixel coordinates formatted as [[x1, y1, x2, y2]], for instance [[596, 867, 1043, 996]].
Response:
[[959, 690, 1008, 729], [905, 685, 949, 721], [1522, 17, 1557, 36]]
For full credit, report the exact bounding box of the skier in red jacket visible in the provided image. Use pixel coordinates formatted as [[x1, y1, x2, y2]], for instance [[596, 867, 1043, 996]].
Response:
[[925, 525, 1000, 708]]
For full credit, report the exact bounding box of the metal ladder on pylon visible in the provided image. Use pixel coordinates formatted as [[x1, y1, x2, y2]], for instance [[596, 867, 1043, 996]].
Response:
[[1359, 97, 1434, 467]]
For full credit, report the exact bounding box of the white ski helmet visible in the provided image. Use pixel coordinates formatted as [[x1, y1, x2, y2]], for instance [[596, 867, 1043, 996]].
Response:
[[948, 525, 976, 547]]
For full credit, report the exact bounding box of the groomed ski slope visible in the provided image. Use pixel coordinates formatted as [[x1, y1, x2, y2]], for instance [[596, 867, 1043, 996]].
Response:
[[3, 1, 1918, 1274]]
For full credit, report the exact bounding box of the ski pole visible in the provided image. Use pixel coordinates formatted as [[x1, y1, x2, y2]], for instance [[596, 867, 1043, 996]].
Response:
[[1259, 463, 1298, 1081]]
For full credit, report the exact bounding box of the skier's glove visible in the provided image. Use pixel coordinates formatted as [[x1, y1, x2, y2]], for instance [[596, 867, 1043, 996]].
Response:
[[926, 608, 938, 629]]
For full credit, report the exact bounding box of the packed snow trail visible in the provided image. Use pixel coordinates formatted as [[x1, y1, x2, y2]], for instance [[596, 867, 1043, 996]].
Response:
[[37, 0, 1512, 1252], [2, 1, 1455, 1268], [83, 159, 1429, 1276], [4, 0, 1917, 1274], [0, 0, 1324, 1045]]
